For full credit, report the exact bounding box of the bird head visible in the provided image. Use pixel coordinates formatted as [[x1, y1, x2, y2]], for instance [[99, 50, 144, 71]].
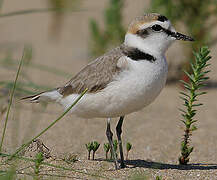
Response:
[[125, 13, 194, 56]]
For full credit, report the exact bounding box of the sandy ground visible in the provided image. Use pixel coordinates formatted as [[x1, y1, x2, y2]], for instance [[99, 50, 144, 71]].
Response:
[[1, 0, 217, 179]]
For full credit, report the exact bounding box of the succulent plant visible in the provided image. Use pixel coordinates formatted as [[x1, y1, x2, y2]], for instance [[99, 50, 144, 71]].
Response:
[[126, 142, 132, 160], [85, 142, 93, 160], [92, 141, 100, 160], [103, 143, 110, 160], [34, 152, 44, 175]]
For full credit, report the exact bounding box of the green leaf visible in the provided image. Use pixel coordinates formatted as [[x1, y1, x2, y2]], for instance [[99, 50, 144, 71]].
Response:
[[35, 152, 44, 163], [190, 63, 196, 72], [92, 141, 100, 152], [180, 92, 190, 98], [183, 70, 195, 82], [85, 142, 94, 152], [126, 142, 132, 152], [181, 120, 186, 125], [191, 120, 197, 123], [179, 96, 188, 102], [179, 108, 186, 114], [179, 80, 190, 87], [195, 92, 207, 96], [204, 64, 211, 68], [183, 84, 191, 91], [191, 125, 197, 131], [192, 103, 203, 107], [103, 143, 110, 152], [188, 146, 194, 154]]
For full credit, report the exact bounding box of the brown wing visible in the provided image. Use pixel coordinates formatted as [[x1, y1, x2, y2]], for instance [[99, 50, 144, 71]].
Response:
[[58, 45, 125, 96]]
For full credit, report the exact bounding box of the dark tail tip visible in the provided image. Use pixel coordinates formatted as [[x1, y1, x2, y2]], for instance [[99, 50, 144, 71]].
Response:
[[20, 94, 41, 103]]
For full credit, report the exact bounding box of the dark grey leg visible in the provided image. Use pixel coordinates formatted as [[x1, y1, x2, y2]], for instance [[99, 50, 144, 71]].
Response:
[[106, 118, 119, 170], [116, 116, 125, 168]]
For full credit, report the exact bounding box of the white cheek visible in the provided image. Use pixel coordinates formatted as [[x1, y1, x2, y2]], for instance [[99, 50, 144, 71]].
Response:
[[147, 32, 174, 46], [124, 32, 175, 56]]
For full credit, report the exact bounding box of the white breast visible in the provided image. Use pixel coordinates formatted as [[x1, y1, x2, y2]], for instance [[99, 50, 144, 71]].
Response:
[[60, 57, 168, 118]]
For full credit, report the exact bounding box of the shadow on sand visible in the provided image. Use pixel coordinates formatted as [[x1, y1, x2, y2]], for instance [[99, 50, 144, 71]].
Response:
[[96, 158, 217, 170], [124, 159, 217, 170]]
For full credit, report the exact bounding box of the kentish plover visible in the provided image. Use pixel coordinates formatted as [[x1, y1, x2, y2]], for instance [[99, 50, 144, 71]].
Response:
[[22, 13, 194, 169]]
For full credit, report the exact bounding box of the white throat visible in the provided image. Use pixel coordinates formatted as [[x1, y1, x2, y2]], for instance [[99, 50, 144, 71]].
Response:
[[124, 33, 173, 57]]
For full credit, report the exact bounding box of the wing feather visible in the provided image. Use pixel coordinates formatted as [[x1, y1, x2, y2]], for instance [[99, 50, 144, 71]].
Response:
[[58, 45, 126, 95]]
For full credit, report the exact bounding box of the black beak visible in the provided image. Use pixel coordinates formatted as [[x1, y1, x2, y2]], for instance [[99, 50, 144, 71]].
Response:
[[172, 32, 194, 41], [163, 28, 194, 41]]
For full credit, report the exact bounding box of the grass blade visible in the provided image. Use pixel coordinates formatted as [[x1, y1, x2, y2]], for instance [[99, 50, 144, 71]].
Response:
[[0, 8, 85, 18], [8, 88, 88, 159], [0, 153, 109, 179], [0, 48, 25, 152]]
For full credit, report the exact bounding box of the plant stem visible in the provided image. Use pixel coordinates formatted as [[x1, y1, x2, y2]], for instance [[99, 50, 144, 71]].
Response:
[[0, 8, 85, 18], [126, 151, 128, 160], [0, 48, 25, 152], [178, 46, 211, 164], [7, 88, 88, 160]]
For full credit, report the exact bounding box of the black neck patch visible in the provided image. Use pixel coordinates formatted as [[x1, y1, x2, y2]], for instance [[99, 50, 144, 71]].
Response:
[[123, 48, 156, 62]]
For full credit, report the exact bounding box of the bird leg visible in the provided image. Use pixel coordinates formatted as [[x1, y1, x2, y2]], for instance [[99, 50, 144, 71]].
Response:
[[106, 118, 119, 170], [116, 116, 125, 168]]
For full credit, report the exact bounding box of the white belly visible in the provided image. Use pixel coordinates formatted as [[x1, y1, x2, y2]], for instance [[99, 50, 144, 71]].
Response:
[[60, 58, 168, 118]]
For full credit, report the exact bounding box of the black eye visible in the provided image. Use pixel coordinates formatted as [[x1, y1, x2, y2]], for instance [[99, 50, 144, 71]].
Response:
[[151, 25, 162, 31]]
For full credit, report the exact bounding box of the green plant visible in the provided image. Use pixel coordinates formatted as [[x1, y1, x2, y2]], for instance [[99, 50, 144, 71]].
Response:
[[179, 46, 211, 165], [156, 175, 162, 180], [0, 48, 25, 152], [34, 152, 44, 177], [0, 152, 108, 179], [6, 88, 88, 161], [89, 0, 125, 57], [103, 143, 110, 160], [126, 142, 132, 160], [85, 142, 93, 160], [85, 140, 100, 160], [92, 141, 100, 160]]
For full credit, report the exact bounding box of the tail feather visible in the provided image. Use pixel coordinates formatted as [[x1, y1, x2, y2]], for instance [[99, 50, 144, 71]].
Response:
[[21, 89, 62, 103], [21, 92, 46, 103]]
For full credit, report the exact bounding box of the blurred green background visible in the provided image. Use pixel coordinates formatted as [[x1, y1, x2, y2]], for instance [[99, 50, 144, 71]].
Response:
[[1, 0, 217, 99]]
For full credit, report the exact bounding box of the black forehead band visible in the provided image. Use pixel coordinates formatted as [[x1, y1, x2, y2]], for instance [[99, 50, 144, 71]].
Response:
[[157, 15, 168, 22]]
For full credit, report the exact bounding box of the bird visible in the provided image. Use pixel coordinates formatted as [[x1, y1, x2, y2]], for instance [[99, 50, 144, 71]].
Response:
[[22, 13, 194, 170]]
